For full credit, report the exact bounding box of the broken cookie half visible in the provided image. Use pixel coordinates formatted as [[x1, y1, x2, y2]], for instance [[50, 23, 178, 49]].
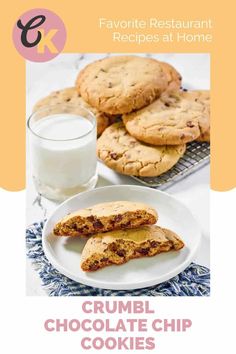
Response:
[[80, 225, 184, 272], [53, 201, 158, 237]]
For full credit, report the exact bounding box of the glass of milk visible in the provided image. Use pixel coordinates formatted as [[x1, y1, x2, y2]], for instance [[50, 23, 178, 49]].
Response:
[[27, 103, 97, 201]]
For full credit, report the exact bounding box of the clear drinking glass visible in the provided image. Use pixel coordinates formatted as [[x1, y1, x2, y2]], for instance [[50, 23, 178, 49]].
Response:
[[27, 103, 97, 202]]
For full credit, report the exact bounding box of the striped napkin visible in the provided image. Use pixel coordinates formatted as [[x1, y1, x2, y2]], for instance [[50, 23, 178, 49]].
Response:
[[26, 221, 210, 296]]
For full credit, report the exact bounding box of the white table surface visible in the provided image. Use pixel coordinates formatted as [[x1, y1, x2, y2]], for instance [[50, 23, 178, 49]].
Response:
[[26, 53, 210, 296]]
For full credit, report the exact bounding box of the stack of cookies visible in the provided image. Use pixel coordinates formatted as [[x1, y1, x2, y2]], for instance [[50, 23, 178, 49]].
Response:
[[34, 55, 210, 178], [53, 201, 184, 271]]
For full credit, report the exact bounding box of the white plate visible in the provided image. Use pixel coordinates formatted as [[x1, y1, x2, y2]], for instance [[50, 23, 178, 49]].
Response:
[[42, 185, 201, 290]]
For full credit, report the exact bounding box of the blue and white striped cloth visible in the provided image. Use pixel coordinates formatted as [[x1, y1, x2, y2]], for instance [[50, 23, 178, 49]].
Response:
[[26, 221, 210, 296]]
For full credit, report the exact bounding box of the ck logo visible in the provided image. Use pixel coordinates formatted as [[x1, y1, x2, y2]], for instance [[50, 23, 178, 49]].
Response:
[[13, 9, 66, 62]]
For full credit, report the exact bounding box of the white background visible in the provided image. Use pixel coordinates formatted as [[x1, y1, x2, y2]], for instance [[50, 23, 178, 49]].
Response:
[[26, 53, 210, 295]]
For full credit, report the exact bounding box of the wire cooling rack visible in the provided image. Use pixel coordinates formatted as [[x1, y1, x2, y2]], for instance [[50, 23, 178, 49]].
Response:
[[132, 141, 210, 189]]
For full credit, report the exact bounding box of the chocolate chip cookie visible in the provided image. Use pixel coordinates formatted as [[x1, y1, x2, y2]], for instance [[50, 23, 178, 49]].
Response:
[[53, 201, 158, 237], [122, 90, 210, 145], [76, 55, 168, 115], [81, 225, 184, 271], [97, 122, 186, 177]]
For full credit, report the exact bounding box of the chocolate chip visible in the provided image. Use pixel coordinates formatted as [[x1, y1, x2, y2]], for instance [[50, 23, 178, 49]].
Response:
[[76, 228, 83, 233], [129, 141, 137, 147], [109, 243, 118, 252], [121, 221, 131, 228], [136, 247, 149, 255], [116, 249, 126, 257], [150, 241, 158, 248], [114, 214, 122, 223], [100, 68, 106, 72], [180, 134, 185, 139], [165, 103, 170, 107], [183, 88, 188, 92], [110, 152, 118, 160], [89, 263, 99, 271], [93, 220, 103, 229], [66, 98, 71, 102], [87, 215, 95, 222], [108, 82, 113, 88], [101, 257, 108, 262], [146, 219, 154, 224], [187, 121, 194, 128]]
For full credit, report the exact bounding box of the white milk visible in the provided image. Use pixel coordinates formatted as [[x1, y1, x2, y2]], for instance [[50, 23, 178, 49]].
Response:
[[30, 114, 97, 200]]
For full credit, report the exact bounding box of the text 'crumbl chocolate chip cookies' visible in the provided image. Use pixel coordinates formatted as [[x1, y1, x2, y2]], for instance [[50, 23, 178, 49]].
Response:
[[33, 87, 111, 137], [53, 201, 158, 237], [76, 56, 168, 115], [80, 225, 185, 272], [97, 122, 186, 177], [122, 90, 210, 145]]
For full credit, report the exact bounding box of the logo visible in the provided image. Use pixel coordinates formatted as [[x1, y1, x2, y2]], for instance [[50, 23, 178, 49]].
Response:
[[13, 9, 66, 62]]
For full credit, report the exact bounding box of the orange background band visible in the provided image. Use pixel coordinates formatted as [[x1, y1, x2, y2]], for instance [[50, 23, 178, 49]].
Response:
[[1, 0, 235, 191]]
